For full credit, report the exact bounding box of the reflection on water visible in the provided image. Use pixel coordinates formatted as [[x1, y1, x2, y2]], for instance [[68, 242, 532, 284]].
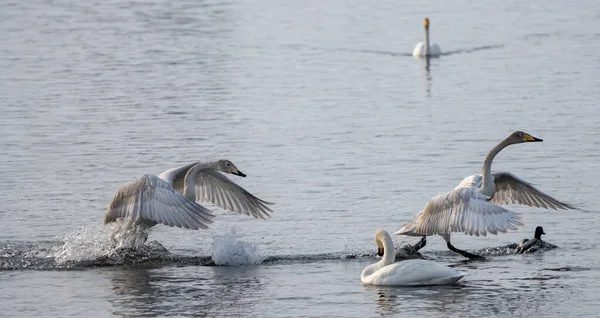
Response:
[[423, 56, 432, 97], [363, 274, 571, 317], [363, 284, 468, 316], [108, 266, 263, 317]]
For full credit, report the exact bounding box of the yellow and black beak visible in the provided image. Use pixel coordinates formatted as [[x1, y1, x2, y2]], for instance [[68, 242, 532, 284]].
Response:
[[424, 18, 429, 28], [524, 134, 543, 142], [232, 168, 246, 177], [377, 247, 384, 257]]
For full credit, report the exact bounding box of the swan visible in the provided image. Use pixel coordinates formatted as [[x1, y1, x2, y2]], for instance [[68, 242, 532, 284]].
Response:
[[104, 160, 274, 238], [515, 226, 545, 254], [395, 131, 576, 260], [412, 17, 442, 58], [361, 229, 465, 286]]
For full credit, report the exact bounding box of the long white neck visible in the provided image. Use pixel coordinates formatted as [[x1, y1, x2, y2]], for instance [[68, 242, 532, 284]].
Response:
[[361, 232, 396, 282], [183, 161, 219, 200], [479, 138, 512, 196], [425, 27, 430, 55]]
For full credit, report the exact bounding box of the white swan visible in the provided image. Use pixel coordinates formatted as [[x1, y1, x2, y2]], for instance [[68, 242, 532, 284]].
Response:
[[412, 17, 442, 58], [395, 131, 576, 259], [361, 229, 465, 286], [104, 160, 274, 236]]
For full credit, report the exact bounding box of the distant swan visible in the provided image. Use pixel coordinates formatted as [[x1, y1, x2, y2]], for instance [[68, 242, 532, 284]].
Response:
[[516, 226, 546, 254], [361, 229, 465, 286], [395, 131, 576, 259], [104, 160, 274, 237], [412, 17, 442, 58]]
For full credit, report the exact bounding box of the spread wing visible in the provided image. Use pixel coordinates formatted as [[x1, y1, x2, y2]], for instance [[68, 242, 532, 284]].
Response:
[[105, 174, 214, 229], [395, 187, 523, 237], [491, 172, 577, 210], [192, 169, 274, 219]]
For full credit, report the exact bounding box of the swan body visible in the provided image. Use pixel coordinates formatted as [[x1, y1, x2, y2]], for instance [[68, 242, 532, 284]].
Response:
[[413, 18, 442, 58], [104, 160, 274, 234], [396, 131, 576, 259], [413, 43, 441, 58], [361, 230, 464, 286]]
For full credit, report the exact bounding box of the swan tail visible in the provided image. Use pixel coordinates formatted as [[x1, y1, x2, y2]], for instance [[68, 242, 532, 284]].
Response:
[[394, 222, 419, 236]]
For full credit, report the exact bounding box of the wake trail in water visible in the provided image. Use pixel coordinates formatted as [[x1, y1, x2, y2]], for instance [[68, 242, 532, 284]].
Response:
[[0, 223, 558, 271], [280, 43, 504, 58]]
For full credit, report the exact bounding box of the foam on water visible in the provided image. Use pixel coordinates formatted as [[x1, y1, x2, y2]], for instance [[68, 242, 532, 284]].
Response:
[[210, 228, 263, 266], [53, 221, 150, 265]]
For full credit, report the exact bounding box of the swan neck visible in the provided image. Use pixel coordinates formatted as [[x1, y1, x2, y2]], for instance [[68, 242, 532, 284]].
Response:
[[380, 233, 396, 266], [480, 139, 511, 195], [182, 161, 216, 199], [425, 27, 430, 55]]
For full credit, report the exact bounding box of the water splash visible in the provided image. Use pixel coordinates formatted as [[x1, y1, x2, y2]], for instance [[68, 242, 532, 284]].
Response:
[[53, 221, 151, 266], [210, 228, 263, 266], [53, 223, 116, 265]]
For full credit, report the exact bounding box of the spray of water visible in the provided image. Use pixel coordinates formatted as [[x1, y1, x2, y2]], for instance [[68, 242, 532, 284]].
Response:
[[53, 221, 151, 265], [210, 228, 263, 266]]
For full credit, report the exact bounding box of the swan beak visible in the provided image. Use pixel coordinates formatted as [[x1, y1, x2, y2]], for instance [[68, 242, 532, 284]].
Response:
[[524, 134, 543, 142], [377, 247, 384, 257], [232, 168, 246, 177], [424, 18, 429, 27]]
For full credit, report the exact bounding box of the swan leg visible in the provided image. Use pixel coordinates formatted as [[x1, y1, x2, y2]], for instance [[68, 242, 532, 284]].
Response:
[[446, 242, 485, 260], [413, 236, 427, 251], [441, 233, 485, 260]]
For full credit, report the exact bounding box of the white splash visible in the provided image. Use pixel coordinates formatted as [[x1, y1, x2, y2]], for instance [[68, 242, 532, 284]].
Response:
[[53, 221, 149, 264], [211, 228, 262, 266]]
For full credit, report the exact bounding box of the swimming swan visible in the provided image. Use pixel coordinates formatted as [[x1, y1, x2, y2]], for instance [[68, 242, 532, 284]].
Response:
[[361, 229, 465, 286], [104, 160, 274, 234], [395, 131, 576, 259], [412, 17, 442, 58], [515, 226, 545, 254]]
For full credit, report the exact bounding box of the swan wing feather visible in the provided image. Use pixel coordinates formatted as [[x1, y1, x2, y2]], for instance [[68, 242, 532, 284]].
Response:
[[491, 172, 577, 210], [192, 169, 274, 219], [396, 187, 523, 237], [104, 174, 214, 229], [157, 162, 201, 193]]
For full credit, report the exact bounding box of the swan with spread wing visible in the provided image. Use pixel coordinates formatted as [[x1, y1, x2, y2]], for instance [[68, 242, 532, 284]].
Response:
[[104, 160, 273, 240], [395, 131, 576, 259]]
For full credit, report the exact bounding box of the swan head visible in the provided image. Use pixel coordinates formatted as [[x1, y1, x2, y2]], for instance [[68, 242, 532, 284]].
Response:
[[509, 131, 543, 144], [534, 226, 545, 239], [374, 229, 391, 256], [423, 17, 430, 29], [216, 159, 246, 177]]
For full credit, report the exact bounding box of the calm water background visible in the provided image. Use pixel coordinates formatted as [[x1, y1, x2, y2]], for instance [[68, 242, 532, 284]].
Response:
[[1, 0, 600, 317]]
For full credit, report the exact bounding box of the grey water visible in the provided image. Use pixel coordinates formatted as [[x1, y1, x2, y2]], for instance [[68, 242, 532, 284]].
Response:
[[1, 0, 600, 316]]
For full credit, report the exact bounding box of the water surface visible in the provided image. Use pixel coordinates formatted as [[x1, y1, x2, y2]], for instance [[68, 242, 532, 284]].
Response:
[[1, 0, 600, 317]]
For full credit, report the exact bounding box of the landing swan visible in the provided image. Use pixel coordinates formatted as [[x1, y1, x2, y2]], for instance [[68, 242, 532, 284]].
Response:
[[395, 131, 576, 259], [361, 230, 465, 286], [104, 160, 274, 236], [412, 17, 442, 58]]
